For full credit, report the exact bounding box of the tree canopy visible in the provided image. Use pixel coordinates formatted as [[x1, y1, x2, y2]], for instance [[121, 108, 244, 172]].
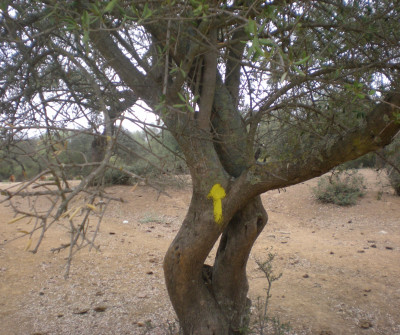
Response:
[[1, 1, 400, 334]]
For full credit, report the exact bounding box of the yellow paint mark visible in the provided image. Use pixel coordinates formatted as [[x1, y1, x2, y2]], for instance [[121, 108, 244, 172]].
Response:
[[207, 184, 226, 225]]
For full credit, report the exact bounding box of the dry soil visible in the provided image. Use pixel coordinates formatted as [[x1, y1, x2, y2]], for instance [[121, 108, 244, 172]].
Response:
[[0, 169, 399, 335]]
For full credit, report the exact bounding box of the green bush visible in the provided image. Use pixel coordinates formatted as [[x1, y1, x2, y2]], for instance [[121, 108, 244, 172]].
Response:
[[313, 170, 366, 206], [340, 152, 376, 169], [383, 138, 400, 196], [388, 169, 400, 196], [103, 167, 133, 185]]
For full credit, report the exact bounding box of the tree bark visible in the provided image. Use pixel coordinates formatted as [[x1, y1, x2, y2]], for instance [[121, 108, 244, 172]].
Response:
[[164, 192, 230, 334], [164, 186, 269, 335], [213, 196, 268, 333]]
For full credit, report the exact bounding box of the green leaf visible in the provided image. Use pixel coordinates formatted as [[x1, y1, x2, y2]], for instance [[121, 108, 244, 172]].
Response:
[[63, 17, 79, 30], [142, 3, 152, 19], [294, 55, 310, 65], [193, 4, 203, 16], [247, 19, 257, 35], [91, 4, 101, 16], [104, 0, 118, 13], [259, 38, 276, 46], [81, 10, 89, 28], [177, 92, 186, 103], [293, 65, 306, 76], [356, 93, 365, 99], [179, 67, 186, 77]]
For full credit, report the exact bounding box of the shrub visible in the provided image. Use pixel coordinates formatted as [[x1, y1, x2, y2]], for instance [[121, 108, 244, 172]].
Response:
[[103, 169, 128, 185], [313, 170, 366, 206], [249, 251, 290, 335], [384, 139, 400, 196], [388, 169, 400, 196], [340, 152, 376, 169]]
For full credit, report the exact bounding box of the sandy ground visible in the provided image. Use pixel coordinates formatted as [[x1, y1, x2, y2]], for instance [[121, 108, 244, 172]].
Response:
[[0, 169, 399, 335]]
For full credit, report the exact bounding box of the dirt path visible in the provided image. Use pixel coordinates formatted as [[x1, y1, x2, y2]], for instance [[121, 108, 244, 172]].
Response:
[[0, 169, 399, 335]]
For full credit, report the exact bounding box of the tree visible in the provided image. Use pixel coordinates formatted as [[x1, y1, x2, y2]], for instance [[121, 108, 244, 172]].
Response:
[[1, 1, 400, 334]]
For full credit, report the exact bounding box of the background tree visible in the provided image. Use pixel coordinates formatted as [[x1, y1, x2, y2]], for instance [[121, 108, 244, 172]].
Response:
[[1, 1, 400, 334]]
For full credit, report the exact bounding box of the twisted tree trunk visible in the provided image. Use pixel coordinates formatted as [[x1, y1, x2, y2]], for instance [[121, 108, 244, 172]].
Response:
[[164, 191, 268, 334]]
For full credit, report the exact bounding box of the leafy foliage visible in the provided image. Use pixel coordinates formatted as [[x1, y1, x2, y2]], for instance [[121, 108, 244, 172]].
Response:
[[1, 1, 400, 333]]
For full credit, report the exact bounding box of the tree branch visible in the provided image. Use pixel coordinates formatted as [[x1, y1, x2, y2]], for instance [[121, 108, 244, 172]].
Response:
[[225, 28, 247, 108], [198, 28, 218, 130], [229, 90, 400, 205]]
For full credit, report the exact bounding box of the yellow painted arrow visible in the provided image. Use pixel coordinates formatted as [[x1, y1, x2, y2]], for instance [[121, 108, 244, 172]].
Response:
[[207, 183, 226, 225]]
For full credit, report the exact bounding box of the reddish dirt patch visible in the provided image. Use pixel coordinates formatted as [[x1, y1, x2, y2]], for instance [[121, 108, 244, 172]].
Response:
[[0, 169, 399, 335]]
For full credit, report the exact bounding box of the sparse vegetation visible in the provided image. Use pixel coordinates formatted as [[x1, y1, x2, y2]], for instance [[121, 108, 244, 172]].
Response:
[[384, 139, 400, 196], [139, 212, 169, 224], [244, 250, 290, 335], [313, 170, 366, 206]]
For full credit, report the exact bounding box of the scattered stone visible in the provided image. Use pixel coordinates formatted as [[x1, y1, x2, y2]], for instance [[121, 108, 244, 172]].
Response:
[[303, 274, 309, 278], [95, 291, 104, 296], [329, 251, 334, 255], [149, 258, 157, 263], [122, 220, 129, 224], [359, 319, 373, 329], [370, 244, 377, 248], [146, 271, 154, 275], [109, 232, 116, 235], [57, 314, 64, 318], [73, 308, 89, 315], [137, 292, 147, 299], [320, 331, 333, 335], [137, 320, 152, 327], [357, 250, 365, 253], [379, 230, 388, 234], [348, 220, 352, 223], [39, 292, 45, 296], [93, 306, 107, 312], [385, 246, 393, 250]]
